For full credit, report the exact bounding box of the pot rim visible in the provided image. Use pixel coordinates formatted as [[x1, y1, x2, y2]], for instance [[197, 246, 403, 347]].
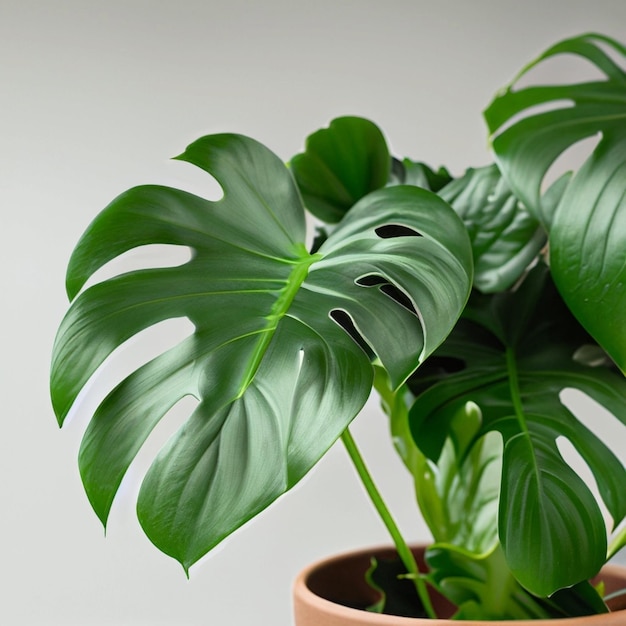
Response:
[[293, 544, 626, 625]]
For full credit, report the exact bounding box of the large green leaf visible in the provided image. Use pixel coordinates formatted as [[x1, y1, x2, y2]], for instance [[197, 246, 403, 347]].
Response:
[[51, 133, 472, 571], [290, 116, 390, 223], [408, 264, 626, 596], [485, 33, 626, 371]]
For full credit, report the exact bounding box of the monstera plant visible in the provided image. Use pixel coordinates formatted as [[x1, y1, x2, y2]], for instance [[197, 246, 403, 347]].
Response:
[[51, 33, 626, 620]]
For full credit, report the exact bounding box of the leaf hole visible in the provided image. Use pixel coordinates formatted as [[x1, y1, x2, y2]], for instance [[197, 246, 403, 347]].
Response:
[[329, 309, 374, 359], [63, 317, 196, 429], [163, 157, 225, 202], [555, 434, 610, 530], [513, 46, 609, 91], [560, 388, 626, 474], [80, 244, 193, 293], [379, 284, 418, 315], [355, 274, 388, 287], [108, 394, 200, 531], [375, 224, 422, 239], [491, 99, 574, 140], [355, 275, 418, 315], [591, 37, 626, 75], [540, 134, 601, 193]]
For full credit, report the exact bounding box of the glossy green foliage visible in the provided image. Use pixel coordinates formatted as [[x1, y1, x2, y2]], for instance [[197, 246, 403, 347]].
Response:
[[50, 32, 626, 620], [292, 117, 548, 296], [409, 264, 626, 596], [485, 33, 626, 371], [290, 116, 390, 223], [414, 410, 501, 556], [390, 158, 453, 192], [438, 165, 545, 293], [426, 544, 608, 620], [50, 133, 472, 571], [379, 371, 501, 557], [392, 157, 547, 294], [426, 545, 549, 620], [380, 363, 610, 618]]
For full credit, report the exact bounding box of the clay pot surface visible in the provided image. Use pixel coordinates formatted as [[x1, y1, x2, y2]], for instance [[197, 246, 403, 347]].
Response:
[[293, 545, 626, 625]]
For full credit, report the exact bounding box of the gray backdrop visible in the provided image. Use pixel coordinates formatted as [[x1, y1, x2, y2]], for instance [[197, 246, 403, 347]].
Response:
[[3, 1, 626, 624]]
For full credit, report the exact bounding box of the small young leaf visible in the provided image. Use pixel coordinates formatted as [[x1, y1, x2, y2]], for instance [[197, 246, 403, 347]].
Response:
[[290, 116, 390, 223]]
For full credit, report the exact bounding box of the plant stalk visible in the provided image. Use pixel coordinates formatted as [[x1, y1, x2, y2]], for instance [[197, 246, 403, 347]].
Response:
[[341, 427, 437, 619], [608, 523, 626, 561]]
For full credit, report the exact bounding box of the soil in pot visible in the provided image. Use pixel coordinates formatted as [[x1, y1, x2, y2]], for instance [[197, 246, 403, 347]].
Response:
[[293, 545, 626, 626]]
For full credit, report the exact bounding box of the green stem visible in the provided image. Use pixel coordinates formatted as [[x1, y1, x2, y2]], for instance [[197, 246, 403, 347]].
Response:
[[608, 523, 626, 560], [341, 427, 437, 619]]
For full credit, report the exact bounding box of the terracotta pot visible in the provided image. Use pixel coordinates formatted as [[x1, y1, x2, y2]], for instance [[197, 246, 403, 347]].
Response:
[[293, 545, 626, 625]]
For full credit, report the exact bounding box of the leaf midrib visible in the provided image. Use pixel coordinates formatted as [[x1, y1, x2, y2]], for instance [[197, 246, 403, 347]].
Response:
[[235, 252, 322, 398], [505, 347, 550, 536]]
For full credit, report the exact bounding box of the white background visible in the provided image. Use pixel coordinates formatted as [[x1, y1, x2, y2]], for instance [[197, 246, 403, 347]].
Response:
[[2, 1, 626, 624]]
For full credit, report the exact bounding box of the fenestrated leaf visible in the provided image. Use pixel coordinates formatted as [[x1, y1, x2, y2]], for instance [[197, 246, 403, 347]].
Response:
[[408, 264, 626, 596], [499, 425, 606, 596], [290, 116, 390, 223], [438, 164, 545, 293], [485, 33, 626, 371], [51, 133, 472, 571]]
